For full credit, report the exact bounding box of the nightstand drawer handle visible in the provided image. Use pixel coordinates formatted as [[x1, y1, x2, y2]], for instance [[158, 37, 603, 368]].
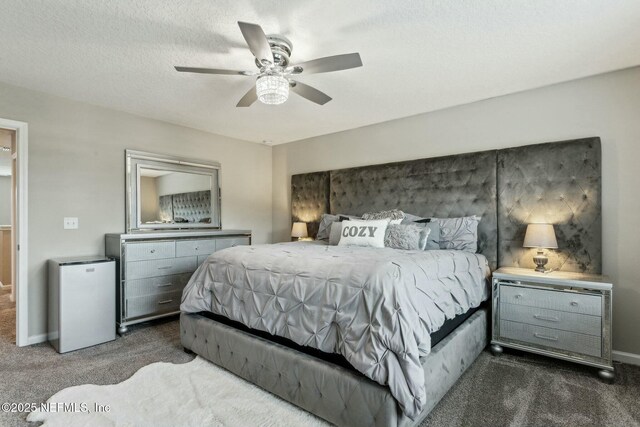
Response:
[[534, 332, 558, 342], [533, 314, 559, 322]]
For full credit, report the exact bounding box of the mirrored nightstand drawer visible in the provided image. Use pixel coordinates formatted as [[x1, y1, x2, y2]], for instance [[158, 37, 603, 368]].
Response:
[[500, 320, 602, 358], [500, 284, 601, 316], [500, 303, 601, 336]]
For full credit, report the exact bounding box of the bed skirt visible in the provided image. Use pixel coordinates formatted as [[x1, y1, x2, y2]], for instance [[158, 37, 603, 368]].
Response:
[[180, 308, 488, 427]]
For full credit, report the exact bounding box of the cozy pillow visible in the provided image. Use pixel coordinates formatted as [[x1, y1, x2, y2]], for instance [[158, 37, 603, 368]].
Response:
[[402, 214, 440, 250], [384, 224, 430, 250], [432, 215, 481, 252], [362, 209, 405, 225], [338, 220, 389, 248], [328, 221, 343, 245]]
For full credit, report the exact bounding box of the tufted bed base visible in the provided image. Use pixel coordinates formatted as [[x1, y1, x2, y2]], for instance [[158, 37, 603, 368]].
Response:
[[181, 308, 488, 427]]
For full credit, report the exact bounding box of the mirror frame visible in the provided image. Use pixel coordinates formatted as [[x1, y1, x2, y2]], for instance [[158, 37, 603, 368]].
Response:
[[125, 150, 221, 232]]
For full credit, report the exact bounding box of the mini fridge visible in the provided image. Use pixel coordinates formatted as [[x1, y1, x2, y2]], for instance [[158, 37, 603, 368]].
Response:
[[48, 256, 116, 353]]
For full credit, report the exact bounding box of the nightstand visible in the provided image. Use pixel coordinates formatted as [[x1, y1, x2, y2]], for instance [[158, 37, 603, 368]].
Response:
[[491, 267, 614, 382]]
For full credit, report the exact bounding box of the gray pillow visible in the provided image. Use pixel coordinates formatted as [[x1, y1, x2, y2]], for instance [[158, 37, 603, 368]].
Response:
[[401, 214, 440, 250], [316, 214, 339, 241], [384, 224, 427, 250], [363, 209, 405, 224], [432, 215, 481, 252], [329, 221, 343, 245]]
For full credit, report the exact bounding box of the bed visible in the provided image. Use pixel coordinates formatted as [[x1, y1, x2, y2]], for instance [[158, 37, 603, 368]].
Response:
[[182, 241, 491, 419], [180, 138, 602, 427]]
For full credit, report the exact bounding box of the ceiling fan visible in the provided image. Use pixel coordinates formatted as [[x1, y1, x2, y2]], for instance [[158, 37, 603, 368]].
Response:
[[175, 22, 363, 107]]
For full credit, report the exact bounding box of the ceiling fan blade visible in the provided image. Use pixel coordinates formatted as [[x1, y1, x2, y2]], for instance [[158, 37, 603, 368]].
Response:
[[238, 21, 274, 65], [175, 66, 253, 76], [290, 81, 332, 105], [236, 85, 258, 107], [289, 53, 362, 75]]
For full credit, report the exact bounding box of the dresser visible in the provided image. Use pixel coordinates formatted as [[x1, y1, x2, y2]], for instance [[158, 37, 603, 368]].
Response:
[[106, 230, 251, 334], [491, 267, 613, 381]]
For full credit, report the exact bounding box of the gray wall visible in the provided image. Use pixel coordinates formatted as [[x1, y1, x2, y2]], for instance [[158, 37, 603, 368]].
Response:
[[0, 81, 273, 341], [273, 66, 640, 356], [0, 176, 10, 225], [156, 172, 211, 196]]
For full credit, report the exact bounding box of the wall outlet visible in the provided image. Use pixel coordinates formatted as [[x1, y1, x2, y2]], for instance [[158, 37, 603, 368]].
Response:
[[63, 217, 78, 229]]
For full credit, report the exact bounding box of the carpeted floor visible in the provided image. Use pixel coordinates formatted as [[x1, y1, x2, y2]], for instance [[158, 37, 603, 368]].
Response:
[[1, 286, 639, 427]]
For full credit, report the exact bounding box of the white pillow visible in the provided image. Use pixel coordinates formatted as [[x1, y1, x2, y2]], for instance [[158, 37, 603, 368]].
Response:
[[338, 220, 389, 248]]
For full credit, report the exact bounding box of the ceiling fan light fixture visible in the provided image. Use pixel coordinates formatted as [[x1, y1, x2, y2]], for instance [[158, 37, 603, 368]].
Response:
[[256, 75, 289, 105]]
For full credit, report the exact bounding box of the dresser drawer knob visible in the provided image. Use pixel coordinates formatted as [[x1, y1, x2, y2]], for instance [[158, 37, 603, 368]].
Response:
[[570, 301, 579, 306], [534, 332, 559, 342], [514, 294, 523, 299], [150, 249, 156, 253], [534, 314, 559, 322]]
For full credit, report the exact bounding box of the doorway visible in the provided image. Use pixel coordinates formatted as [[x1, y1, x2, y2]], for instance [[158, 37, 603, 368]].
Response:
[[0, 129, 14, 343], [0, 118, 28, 347]]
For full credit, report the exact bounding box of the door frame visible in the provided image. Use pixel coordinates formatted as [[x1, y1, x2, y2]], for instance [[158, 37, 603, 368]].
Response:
[[0, 118, 28, 347]]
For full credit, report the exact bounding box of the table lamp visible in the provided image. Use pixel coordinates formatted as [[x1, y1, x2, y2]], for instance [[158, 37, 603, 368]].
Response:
[[523, 223, 558, 272], [291, 222, 308, 241]]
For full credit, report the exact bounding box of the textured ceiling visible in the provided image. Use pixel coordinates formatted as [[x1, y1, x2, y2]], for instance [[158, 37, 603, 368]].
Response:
[[0, 1, 639, 144]]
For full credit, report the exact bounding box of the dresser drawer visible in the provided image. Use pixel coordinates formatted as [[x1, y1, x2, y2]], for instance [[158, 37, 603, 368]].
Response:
[[500, 284, 601, 316], [125, 257, 198, 280], [124, 273, 192, 298], [216, 237, 250, 251], [125, 290, 182, 319], [500, 303, 601, 337], [125, 241, 175, 262], [500, 320, 601, 358], [176, 239, 217, 258]]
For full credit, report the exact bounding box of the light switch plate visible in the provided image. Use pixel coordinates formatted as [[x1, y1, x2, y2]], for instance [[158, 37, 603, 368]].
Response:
[[63, 217, 78, 229]]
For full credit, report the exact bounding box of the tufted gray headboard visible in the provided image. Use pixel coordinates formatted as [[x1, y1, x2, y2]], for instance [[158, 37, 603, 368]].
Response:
[[157, 190, 212, 223], [497, 138, 601, 273], [293, 150, 498, 269], [291, 137, 602, 273]]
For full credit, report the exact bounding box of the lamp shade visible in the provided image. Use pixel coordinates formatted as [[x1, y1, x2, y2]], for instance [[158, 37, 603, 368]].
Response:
[[291, 222, 308, 238], [523, 223, 558, 249]]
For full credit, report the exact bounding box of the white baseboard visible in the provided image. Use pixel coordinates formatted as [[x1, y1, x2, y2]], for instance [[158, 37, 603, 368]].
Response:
[[613, 350, 640, 366], [27, 333, 48, 346]]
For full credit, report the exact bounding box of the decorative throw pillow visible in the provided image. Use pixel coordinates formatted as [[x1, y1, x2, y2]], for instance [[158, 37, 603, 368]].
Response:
[[402, 213, 427, 223], [316, 214, 339, 241], [328, 221, 343, 245], [384, 224, 430, 250], [432, 215, 481, 252], [402, 214, 440, 250], [362, 209, 405, 225], [317, 214, 360, 240], [338, 220, 389, 248]]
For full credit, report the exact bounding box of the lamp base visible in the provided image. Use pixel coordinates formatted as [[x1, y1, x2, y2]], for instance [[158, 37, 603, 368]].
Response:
[[533, 250, 549, 273]]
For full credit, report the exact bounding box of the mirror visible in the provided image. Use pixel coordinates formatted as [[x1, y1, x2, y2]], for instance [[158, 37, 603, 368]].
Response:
[[126, 150, 221, 231]]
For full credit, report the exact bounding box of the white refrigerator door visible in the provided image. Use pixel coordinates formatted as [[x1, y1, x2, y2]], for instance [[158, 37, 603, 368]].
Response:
[[59, 261, 115, 352]]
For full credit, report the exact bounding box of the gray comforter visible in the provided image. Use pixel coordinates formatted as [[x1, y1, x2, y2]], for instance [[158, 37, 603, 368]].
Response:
[[181, 241, 490, 418]]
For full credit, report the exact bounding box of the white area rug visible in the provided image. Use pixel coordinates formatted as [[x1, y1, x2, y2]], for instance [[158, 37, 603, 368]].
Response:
[[28, 356, 330, 427]]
